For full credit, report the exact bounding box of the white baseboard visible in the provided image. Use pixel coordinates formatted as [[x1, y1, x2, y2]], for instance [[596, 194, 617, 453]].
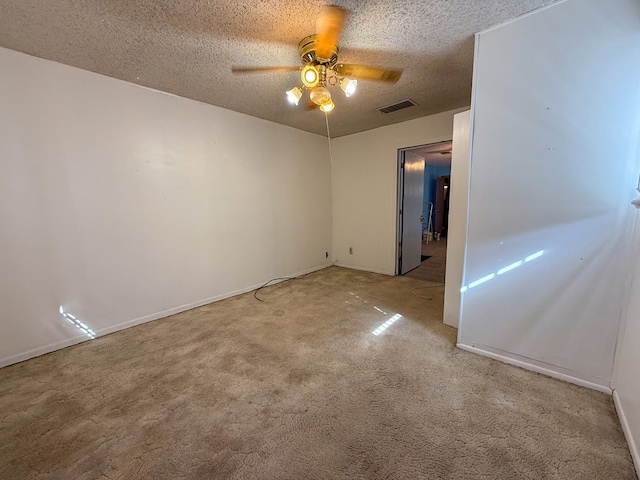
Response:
[[613, 390, 640, 478], [0, 263, 332, 369], [457, 342, 612, 394]]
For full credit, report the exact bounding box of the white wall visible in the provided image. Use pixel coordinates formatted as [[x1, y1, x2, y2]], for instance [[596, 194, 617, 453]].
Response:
[[458, 0, 640, 390], [331, 108, 467, 275], [443, 111, 471, 328], [0, 47, 333, 367], [613, 210, 640, 474]]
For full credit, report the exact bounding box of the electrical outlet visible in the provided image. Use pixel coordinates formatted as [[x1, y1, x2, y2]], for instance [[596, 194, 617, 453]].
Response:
[[349, 247, 353, 254], [325, 251, 329, 258]]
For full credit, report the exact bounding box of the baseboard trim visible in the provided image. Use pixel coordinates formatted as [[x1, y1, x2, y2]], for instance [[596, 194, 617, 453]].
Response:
[[457, 343, 612, 394], [613, 390, 640, 478], [0, 264, 332, 369]]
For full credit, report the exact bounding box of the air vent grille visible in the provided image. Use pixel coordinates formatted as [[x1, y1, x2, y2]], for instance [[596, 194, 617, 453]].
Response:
[[377, 99, 417, 114]]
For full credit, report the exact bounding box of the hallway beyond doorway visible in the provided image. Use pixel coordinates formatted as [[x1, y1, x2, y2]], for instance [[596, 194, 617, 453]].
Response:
[[405, 239, 447, 284]]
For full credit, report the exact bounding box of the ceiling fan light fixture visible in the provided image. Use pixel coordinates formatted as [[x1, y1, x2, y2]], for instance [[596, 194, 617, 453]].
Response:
[[339, 78, 357, 97], [309, 86, 332, 106], [286, 86, 303, 105], [320, 99, 335, 112], [232, 6, 404, 116], [301, 65, 319, 88]]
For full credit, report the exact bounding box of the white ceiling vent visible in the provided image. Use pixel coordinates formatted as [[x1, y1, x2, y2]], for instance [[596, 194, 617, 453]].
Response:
[[377, 99, 417, 114]]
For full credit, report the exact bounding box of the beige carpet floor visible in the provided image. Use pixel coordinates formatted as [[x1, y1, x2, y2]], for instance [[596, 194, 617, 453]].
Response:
[[0, 267, 635, 479]]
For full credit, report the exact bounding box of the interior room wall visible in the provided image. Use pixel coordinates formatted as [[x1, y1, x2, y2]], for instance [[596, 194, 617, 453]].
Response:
[[613, 210, 640, 473], [458, 0, 640, 390], [0, 46, 333, 367], [330, 107, 467, 275], [443, 110, 471, 329]]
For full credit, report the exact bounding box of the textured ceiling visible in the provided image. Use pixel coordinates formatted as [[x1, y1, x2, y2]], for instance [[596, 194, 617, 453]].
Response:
[[0, 0, 556, 137]]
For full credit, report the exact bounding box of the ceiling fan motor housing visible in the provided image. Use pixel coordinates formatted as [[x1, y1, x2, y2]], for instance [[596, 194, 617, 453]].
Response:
[[298, 34, 339, 67]]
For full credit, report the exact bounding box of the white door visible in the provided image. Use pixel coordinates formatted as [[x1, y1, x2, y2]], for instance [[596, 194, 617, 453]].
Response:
[[400, 152, 425, 274]]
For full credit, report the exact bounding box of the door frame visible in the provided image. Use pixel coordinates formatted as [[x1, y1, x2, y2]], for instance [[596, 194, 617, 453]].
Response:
[[395, 141, 452, 275], [395, 149, 406, 275]]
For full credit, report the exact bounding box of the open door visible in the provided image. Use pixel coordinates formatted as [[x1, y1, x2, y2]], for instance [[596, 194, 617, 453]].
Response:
[[397, 151, 425, 274]]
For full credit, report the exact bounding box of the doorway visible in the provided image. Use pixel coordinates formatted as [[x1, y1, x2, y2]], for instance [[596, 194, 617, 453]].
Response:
[[396, 140, 452, 281]]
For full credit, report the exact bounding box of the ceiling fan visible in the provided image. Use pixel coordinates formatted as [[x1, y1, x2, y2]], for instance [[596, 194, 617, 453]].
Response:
[[232, 4, 403, 112]]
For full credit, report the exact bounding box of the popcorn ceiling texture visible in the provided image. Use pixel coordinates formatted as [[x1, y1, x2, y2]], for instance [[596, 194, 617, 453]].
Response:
[[0, 0, 555, 137], [0, 267, 635, 479]]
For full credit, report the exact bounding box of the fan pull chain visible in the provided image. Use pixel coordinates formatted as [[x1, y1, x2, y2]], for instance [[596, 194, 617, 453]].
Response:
[[325, 111, 332, 158], [325, 112, 335, 209]]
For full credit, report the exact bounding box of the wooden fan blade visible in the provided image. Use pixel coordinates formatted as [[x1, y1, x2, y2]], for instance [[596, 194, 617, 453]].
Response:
[[315, 5, 347, 61], [231, 66, 300, 74], [334, 64, 403, 83]]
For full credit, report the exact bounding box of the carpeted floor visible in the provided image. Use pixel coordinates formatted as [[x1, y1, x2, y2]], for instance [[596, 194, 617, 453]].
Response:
[[0, 267, 635, 479]]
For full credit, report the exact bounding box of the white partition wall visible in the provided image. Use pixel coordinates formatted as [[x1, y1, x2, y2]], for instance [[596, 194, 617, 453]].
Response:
[[613, 211, 640, 473], [0, 47, 333, 367], [458, 0, 640, 389], [443, 111, 471, 328]]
